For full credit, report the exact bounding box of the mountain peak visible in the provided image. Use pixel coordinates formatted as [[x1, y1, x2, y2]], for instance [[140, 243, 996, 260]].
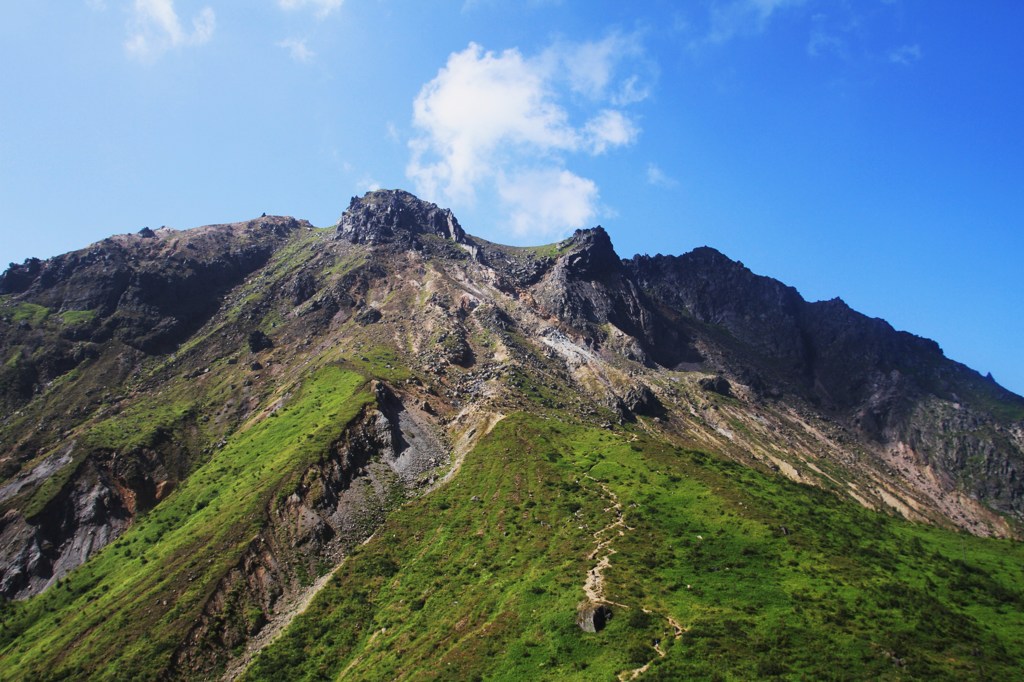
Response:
[[335, 189, 466, 245], [3, 199, 1024, 679], [558, 225, 620, 279]]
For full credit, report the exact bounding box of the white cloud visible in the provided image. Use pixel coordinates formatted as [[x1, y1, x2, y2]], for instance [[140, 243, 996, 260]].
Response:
[[277, 0, 344, 20], [498, 169, 598, 239], [584, 110, 639, 154], [408, 43, 579, 203], [612, 75, 651, 106], [278, 38, 314, 63], [646, 163, 678, 188], [125, 0, 215, 59], [85, 0, 108, 10], [888, 44, 922, 65], [407, 40, 644, 240]]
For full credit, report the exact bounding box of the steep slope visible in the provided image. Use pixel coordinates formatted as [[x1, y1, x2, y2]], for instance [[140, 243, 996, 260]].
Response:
[[0, 189, 1022, 679], [627, 249, 1024, 527]]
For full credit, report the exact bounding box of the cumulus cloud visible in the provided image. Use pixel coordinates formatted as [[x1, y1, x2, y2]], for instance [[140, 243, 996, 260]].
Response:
[[547, 32, 645, 101], [408, 43, 578, 203], [888, 44, 922, 65], [407, 39, 645, 240], [278, 37, 314, 62], [125, 0, 215, 59], [277, 0, 344, 20]]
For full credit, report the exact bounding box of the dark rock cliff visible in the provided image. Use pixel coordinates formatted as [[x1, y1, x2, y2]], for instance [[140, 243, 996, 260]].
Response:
[[625, 248, 1024, 518]]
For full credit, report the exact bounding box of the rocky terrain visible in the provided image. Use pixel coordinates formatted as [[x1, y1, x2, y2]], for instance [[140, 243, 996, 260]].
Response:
[[0, 189, 1022, 680]]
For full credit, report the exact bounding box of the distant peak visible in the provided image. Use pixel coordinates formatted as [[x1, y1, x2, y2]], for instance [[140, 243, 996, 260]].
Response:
[[336, 189, 466, 245]]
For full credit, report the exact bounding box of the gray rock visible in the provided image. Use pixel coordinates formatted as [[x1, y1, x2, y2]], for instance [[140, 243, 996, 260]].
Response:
[[336, 189, 466, 245], [577, 602, 612, 633]]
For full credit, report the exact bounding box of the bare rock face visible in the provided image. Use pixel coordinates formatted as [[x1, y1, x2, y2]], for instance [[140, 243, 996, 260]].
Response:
[[0, 441, 183, 599], [336, 189, 466, 245], [627, 247, 1024, 522], [533, 228, 645, 352], [0, 463, 133, 599], [0, 215, 305, 365], [169, 385, 447, 678], [623, 383, 665, 418]]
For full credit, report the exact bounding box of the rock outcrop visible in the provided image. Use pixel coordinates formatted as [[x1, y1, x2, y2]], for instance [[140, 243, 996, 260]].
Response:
[[336, 189, 466, 245]]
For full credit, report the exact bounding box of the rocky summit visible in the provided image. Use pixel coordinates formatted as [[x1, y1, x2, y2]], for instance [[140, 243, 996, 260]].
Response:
[[1, 190, 1022, 680]]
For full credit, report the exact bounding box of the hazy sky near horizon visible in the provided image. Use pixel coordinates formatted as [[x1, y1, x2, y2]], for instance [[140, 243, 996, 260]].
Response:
[[1, 1, 1022, 394]]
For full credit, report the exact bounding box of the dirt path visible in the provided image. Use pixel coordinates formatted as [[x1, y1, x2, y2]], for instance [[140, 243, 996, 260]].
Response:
[[582, 475, 630, 608], [616, 610, 687, 681], [578, 478, 686, 682]]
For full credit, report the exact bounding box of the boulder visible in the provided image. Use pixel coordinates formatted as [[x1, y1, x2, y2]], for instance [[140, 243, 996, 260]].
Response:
[[577, 602, 612, 633]]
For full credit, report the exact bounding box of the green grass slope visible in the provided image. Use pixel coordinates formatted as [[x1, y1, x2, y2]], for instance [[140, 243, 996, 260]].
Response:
[[0, 366, 372, 681], [246, 414, 1024, 681]]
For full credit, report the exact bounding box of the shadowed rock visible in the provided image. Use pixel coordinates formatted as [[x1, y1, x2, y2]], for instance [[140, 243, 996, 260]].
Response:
[[577, 602, 612, 633]]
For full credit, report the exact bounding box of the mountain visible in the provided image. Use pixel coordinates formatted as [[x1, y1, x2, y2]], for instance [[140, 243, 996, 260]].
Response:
[[1, 189, 1022, 680]]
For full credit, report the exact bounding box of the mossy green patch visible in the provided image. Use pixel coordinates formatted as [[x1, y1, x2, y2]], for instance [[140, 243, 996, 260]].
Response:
[[7, 302, 50, 326], [326, 250, 368, 277], [83, 397, 196, 452], [517, 239, 573, 259], [59, 309, 97, 325]]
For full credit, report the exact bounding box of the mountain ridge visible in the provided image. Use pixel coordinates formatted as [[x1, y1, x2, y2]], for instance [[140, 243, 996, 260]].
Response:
[[0, 189, 1022, 680]]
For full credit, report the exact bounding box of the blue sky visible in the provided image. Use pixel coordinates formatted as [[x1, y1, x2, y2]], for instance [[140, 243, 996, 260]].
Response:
[[1, 1, 1022, 394]]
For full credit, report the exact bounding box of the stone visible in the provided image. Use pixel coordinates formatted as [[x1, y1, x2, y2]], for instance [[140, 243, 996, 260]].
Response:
[[577, 602, 612, 633], [699, 376, 733, 398]]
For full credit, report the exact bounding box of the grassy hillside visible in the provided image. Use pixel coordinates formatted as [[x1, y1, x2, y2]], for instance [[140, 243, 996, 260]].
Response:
[[0, 366, 372, 681], [246, 414, 1024, 681]]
